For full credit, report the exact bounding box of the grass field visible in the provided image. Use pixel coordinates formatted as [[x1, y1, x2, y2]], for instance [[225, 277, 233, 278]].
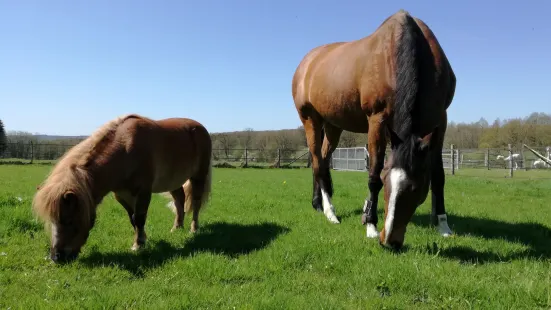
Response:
[[1, 165, 551, 309]]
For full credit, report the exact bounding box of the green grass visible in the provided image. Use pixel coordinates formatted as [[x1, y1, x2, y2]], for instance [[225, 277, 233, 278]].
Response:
[[1, 165, 551, 309]]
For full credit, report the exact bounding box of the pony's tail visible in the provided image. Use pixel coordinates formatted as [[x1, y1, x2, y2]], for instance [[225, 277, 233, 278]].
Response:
[[393, 10, 423, 138], [182, 157, 212, 213]]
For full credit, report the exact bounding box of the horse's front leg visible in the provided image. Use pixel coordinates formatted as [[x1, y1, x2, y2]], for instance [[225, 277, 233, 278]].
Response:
[[362, 114, 386, 239], [430, 128, 453, 237], [131, 190, 152, 251]]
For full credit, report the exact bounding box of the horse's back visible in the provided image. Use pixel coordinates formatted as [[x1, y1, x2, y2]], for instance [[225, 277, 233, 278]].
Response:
[[292, 13, 405, 132], [292, 10, 455, 133]]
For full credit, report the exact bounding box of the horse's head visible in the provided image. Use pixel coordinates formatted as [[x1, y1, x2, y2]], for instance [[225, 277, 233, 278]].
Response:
[[379, 127, 438, 250], [33, 167, 96, 263]]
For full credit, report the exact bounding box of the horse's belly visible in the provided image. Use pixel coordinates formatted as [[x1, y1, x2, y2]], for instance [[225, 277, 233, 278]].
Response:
[[322, 111, 369, 133], [315, 98, 369, 133]]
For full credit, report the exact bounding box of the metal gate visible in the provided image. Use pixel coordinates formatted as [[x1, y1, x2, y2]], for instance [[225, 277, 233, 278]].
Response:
[[331, 147, 368, 171], [332, 147, 458, 172]]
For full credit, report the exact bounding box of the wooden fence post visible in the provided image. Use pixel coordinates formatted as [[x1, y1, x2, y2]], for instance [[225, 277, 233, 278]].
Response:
[[277, 149, 281, 168], [508, 144, 513, 178], [245, 148, 248, 168], [456, 148, 460, 170], [486, 148, 490, 170], [450, 144, 455, 175], [30, 141, 34, 164], [521, 144, 526, 170]]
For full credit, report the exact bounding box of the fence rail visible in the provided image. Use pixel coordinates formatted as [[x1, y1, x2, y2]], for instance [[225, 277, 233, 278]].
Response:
[[1, 142, 550, 177]]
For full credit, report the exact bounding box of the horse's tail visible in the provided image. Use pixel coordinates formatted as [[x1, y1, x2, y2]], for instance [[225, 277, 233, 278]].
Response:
[[393, 10, 424, 138]]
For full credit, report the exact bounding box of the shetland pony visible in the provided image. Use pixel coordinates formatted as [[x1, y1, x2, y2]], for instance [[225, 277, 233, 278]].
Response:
[[33, 114, 212, 263], [292, 10, 456, 249]]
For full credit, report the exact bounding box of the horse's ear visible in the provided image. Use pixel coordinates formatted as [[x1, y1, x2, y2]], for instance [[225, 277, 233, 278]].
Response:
[[418, 127, 439, 151], [388, 127, 403, 148]]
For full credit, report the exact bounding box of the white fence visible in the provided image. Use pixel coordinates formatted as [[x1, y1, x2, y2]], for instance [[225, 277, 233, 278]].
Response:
[[331, 147, 459, 172]]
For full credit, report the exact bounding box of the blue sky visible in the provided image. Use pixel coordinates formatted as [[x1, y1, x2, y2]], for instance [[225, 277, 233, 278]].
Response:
[[1, 0, 550, 135]]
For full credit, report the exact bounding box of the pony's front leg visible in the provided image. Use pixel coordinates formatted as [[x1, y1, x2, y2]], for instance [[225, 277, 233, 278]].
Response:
[[131, 191, 152, 251], [362, 114, 386, 238]]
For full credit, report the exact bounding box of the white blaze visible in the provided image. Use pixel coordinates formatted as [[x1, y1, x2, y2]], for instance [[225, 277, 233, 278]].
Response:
[[384, 168, 407, 244]]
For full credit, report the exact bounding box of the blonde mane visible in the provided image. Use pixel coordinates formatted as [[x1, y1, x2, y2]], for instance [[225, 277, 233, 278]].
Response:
[[32, 114, 142, 224]]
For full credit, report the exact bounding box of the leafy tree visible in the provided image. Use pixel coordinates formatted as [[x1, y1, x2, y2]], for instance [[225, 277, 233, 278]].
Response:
[[0, 119, 6, 155]]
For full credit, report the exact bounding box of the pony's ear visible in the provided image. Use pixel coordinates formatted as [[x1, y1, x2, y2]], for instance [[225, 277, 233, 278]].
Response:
[[62, 191, 78, 208], [388, 127, 403, 148], [418, 127, 439, 151]]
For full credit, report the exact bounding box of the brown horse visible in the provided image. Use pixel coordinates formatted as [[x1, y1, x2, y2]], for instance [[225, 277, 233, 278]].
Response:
[[292, 10, 456, 249], [33, 114, 212, 263]]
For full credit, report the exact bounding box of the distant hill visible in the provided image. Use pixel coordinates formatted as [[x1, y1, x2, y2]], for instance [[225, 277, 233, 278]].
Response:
[[33, 135, 89, 141]]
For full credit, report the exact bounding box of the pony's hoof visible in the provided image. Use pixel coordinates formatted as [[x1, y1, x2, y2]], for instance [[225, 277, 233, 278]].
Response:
[[131, 242, 145, 251], [170, 226, 182, 233], [365, 223, 379, 238]]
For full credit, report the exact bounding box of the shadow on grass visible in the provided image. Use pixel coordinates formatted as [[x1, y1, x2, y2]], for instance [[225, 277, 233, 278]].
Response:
[[411, 213, 551, 264], [337, 207, 551, 263], [79, 222, 290, 277]]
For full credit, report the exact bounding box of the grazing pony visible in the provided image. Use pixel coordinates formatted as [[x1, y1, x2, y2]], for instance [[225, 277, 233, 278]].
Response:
[[292, 10, 456, 249], [33, 114, 212, 263]]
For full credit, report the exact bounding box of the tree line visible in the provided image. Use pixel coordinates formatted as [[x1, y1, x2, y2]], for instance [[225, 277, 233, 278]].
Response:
[[1, 112, 550, 160]]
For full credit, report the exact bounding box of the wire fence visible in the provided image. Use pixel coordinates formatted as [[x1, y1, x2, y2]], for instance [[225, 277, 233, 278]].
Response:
[[0, 142, 312, 169], [1, 142, 550, 178]]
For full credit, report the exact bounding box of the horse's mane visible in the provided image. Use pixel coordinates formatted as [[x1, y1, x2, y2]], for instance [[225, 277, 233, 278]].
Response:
[[391, 11, 431, 172], [391, 134, 433, 178], [32, 114, 142, 224], [393, 10, 423, 141]]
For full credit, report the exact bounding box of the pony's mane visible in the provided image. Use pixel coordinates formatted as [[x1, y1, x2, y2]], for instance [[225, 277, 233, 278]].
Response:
[[32, 113, 142, 224], [77, 114, 143, 167]]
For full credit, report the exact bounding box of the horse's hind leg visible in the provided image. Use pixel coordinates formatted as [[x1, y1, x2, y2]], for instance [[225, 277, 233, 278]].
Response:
[[169, 186, 185, 232], [362, 114, 387, 238], [301, 113, 339, 223], [321, 122, 342, 218]]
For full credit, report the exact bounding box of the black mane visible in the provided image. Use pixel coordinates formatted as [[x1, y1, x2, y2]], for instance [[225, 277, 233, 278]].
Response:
[[391, 135, 431, 175], [391, 11, 435, 174]]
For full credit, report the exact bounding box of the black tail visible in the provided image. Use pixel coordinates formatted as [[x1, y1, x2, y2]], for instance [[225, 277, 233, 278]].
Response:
[[393, 11, 423, 140]]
